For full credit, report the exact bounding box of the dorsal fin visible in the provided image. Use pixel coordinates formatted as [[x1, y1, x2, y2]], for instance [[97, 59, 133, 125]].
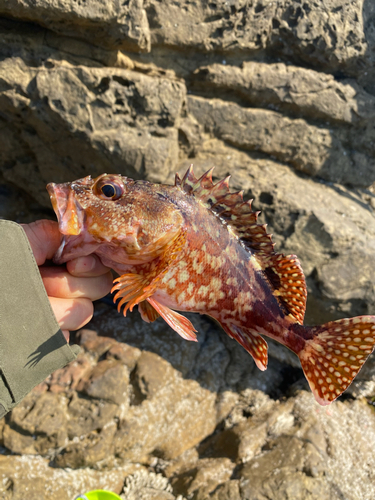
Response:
[[177, 165, 274, 254], [177, 165, 307, 323], [256, 252, 307, 323]]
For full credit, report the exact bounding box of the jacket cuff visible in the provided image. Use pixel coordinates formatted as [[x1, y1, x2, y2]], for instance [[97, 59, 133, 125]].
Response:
[[0, 220, 79, 416]]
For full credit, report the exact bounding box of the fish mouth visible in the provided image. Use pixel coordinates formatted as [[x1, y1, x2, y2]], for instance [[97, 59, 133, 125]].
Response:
[[47, 182, 86, 264], [47, 182, 85, 236]]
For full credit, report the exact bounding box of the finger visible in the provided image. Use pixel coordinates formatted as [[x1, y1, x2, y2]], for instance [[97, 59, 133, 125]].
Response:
[[66, 254, 112, 277], [41, 266, 113, 301], [21, 220, 61, 266], [49, 296, 94, 331]]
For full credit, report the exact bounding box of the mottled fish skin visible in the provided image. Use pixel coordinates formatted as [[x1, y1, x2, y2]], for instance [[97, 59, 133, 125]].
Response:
[[150, 184, 295, 367], [47, 167, 375, 406]]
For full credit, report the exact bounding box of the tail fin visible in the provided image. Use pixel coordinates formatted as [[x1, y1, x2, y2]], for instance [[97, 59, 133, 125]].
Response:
[[296, 316, 375, 406]]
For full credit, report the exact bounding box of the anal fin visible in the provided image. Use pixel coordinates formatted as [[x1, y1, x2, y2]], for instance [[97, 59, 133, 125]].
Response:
[[221, 322, 268, 370]]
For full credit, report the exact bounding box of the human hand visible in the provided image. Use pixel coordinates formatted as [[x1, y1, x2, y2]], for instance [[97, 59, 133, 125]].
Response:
[[22, 219, 113, 342]]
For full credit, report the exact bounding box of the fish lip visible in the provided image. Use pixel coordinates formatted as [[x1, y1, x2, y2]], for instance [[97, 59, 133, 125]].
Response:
[[47, 182, 86, 264], [47, 182, 85, 237]]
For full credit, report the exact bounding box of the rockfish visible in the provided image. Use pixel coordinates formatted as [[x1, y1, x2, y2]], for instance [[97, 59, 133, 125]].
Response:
[[47, 166, 375, 406]]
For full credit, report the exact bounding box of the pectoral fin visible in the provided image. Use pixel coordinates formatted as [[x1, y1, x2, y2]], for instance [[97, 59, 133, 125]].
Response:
[[111, 229, 186, 316], [111, 273, 150, 315]]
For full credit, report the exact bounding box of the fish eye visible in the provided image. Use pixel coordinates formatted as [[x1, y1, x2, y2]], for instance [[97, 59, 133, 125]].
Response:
[[93, 176, 124, 200], [101, 184, 116, 198], [100, 182, 123, 200]]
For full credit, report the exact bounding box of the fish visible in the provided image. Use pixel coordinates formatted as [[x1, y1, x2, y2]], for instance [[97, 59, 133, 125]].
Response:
[[47, 165, 375, 406]]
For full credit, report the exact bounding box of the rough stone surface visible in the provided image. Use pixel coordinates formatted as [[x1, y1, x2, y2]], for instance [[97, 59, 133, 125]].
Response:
[[146, 0, 368, 74], [0, 322, 375, 498], [0, 41, 185, 206], [1, 1, 375, 499], [0, 0, 150, 52], [192, 62, 375, 125], [238, 392, 375, 500], [187, 95, 373, 186], [0, 454, 143, 500]]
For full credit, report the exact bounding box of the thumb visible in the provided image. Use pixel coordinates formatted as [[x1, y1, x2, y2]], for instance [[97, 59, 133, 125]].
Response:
[[21, 220, 62, 266]]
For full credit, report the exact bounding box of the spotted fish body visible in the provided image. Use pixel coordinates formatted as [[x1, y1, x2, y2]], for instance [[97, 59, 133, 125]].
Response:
[[47, 166, 375, 406]]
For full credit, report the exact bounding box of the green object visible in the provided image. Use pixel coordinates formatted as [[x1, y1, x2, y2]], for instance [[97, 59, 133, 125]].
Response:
[[76, 490, 122, 500]]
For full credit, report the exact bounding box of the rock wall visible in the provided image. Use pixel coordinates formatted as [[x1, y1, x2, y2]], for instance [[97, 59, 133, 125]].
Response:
[[1, 1, 375, 499]]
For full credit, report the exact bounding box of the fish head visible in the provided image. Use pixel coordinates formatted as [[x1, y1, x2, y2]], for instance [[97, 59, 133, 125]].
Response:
[[47, 173, 184, 266]]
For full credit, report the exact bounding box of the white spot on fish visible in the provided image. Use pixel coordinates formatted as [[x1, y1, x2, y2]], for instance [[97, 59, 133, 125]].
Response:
[[209, 292, 218, 307], [210, 277, 222, 291], [193, 260, 204, 274], [198, 285, 209, 298], [178, 270, 189, 283]]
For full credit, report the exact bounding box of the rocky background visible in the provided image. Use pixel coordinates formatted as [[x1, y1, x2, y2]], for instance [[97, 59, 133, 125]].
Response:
[[1, 0, 375, 499]]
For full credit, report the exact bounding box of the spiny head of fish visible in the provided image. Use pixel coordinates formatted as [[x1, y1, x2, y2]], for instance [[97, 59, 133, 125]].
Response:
[[47, 173, 184, 265]]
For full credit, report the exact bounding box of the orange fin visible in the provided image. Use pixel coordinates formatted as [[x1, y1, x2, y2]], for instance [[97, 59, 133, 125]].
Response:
[[176, 165, 274, 254], [147, 297, 197, 341], [297, 316, 375, 405], [257, 253, 307, 324], [111, 273, 151, 315], [221, 322, 268, 370], [138, 300, 160, 323], [111, 229, 186, 316]]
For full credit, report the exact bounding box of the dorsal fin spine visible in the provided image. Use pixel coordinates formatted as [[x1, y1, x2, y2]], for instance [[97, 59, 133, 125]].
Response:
[[181, 164, 197, 192], [175, 172, 182, 186]]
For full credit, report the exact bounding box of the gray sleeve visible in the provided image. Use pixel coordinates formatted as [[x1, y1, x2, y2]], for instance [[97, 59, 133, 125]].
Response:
[[0, 220, 79, 417]]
